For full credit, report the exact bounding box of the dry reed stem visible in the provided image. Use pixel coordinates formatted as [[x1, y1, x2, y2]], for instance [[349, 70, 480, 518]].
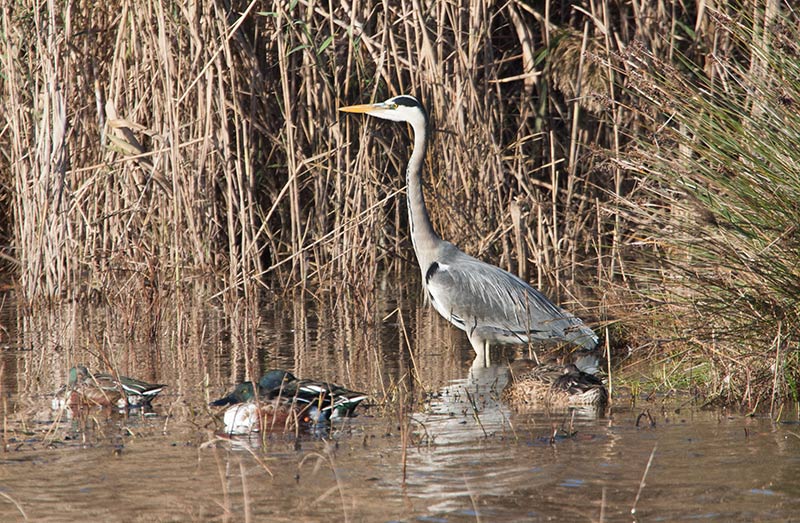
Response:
[[1, 0, 632, 311], [631, 443, 657, 515], [0, 490, 28, 521]]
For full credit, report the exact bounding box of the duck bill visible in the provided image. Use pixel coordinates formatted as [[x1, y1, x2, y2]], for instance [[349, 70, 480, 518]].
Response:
[[339, 103, 382, 114], [209, 394, 237, 407]]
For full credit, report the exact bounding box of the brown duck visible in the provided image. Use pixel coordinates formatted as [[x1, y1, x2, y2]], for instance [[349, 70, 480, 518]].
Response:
[[502, 360, 608, 408]]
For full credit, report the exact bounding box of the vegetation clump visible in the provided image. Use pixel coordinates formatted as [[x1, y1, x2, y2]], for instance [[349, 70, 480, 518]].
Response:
[[620, 7, 800, 409]]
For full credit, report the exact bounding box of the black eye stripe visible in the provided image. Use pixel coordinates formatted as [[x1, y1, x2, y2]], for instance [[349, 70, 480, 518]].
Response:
[[384, 95, 428, 122], [392, 95, 420, 108]]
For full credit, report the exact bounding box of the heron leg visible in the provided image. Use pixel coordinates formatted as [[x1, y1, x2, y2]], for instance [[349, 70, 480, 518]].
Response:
[[468, 334, 491, 368]]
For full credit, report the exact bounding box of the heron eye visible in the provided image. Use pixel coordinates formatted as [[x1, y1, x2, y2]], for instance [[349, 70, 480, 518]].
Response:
[[390, 103, 398, 109]]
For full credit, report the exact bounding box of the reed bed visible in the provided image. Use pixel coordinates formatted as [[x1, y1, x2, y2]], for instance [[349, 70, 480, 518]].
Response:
[[617, 4, 800, 408], [1, 0, 798, 405], [0, 0, 624, 305]]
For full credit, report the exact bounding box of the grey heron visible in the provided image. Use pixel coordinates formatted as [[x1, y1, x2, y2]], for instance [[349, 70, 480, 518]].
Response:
[[340, 95, 599, 369]]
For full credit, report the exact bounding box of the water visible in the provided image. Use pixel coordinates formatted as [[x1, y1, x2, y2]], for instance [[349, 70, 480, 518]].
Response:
[[1, 284, 799, 522]]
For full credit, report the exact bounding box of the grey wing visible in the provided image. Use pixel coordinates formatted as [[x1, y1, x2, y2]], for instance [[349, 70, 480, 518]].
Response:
[[425, 248, 597, 349]]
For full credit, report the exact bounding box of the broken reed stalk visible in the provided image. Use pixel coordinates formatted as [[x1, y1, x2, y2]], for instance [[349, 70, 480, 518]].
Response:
[[400, 395, 409, 486], [463, 473, 483, 523], [299, 447, 351, 523], [769, 323, 783, 417], [599, 486, 606, 523], [240, 460, 252, 523], [605, 328, 613, 402], [210, 444, 232, 520], [0, 490, 27, 521], [631, 443, 657, 515]]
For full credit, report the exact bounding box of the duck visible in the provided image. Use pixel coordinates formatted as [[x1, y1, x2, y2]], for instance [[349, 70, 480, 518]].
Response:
[[209, 381, 259, 407], [52, 365, 166, 411], [210, 369, 368, 435], [502, 359, 608, 408], [211, 381, 298, 434], [97, 369, 165, 407], [259, 369, 368, 422]]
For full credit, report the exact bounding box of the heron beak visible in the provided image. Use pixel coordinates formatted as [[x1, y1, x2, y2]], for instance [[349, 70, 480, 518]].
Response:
[[339, 102, 384, 114]]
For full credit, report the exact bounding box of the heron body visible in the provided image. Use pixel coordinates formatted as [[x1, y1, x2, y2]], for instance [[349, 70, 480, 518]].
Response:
[[340, 95, 598, 368]]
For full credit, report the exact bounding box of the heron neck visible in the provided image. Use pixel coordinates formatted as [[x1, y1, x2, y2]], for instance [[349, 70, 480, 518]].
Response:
[[406, 120, 439, 262]]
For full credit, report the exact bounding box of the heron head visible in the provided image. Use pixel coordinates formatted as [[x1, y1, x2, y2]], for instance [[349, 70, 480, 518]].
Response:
[[340, 95, 427, 127]]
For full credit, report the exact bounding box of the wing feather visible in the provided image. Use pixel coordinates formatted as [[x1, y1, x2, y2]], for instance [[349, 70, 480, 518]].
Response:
[[425, 246, 597, 349]]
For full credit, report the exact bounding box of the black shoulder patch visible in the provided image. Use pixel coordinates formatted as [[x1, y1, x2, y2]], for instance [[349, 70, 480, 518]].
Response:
[[425, 262, 439, 284]]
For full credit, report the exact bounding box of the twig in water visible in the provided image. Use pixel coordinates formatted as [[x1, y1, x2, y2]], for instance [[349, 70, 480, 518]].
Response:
[[400, 396, 409, 485], [463, 473, 482, 523], [300, 444, 350, 523], [208, 444, 231, 520], [240, 461, 251, 523], [599, 486, 606, 523], [0, 490, 27, 520], [463, 389, 487, 437], [631, 444, 657, 515], [549, 425, 558, 446], [635, 409, 655, 428]]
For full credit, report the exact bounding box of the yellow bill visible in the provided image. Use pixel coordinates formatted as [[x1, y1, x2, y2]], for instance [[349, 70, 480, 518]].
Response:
[[339, 103, 382, 113]]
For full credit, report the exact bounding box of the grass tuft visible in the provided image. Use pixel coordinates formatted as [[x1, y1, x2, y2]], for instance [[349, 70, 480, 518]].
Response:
[[619, 6, 800, 409]]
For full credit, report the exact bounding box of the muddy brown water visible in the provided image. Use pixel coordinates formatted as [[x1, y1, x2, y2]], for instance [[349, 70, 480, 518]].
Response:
[[0, 285, 799, 522]]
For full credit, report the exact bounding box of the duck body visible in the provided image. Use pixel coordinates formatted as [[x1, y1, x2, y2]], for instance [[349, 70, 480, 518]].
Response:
[[211, 370, 368, 434], [260, 370, 368, 423], [222, 401, 297, 435], [53, 366, 166, 411], [64, 366, 123, 408], [502, 360, 608, 408], [102, 372, 166, 407]]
